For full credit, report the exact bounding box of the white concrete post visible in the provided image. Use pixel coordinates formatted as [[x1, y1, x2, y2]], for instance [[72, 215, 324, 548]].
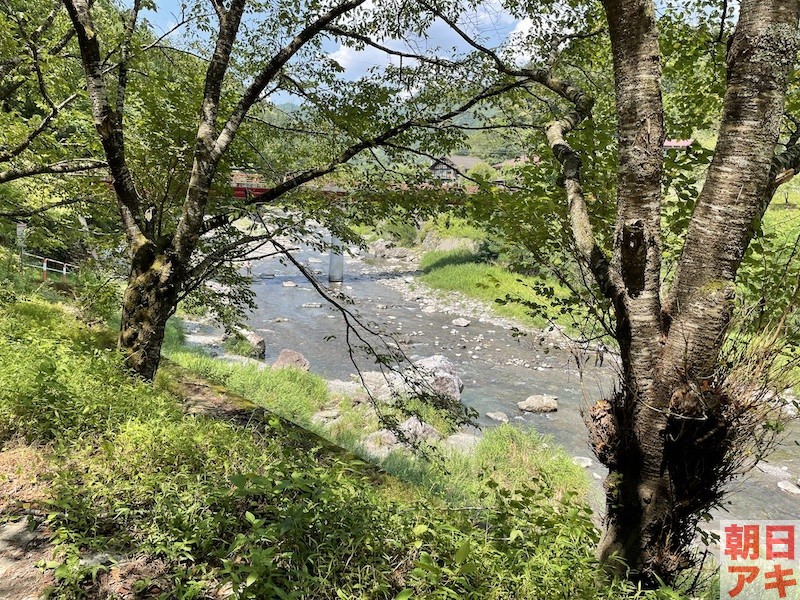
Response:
[[328, 235, 344, 283]]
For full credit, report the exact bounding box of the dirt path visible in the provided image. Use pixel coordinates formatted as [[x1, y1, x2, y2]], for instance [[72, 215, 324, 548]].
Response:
[[0, 444, 54, 599]]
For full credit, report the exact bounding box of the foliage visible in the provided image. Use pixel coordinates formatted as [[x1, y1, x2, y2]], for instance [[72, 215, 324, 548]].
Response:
[[0, 287, 701, 598], [0, 0, 100, 183], [223, 332, 266, 360]]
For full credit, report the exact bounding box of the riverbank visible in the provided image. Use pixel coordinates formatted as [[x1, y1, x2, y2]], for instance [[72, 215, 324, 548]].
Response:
[[0, 257, 679, 598], [218, 239, 800, 529]]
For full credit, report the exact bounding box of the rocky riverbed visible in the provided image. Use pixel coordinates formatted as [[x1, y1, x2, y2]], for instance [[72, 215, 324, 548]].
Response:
[[181, 236, 800, 532]]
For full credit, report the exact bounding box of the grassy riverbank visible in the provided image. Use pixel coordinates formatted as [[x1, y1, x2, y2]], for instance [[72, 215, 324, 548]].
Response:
[[162, 332, 591, 506], [418, 250, 563, 330], [0, 252, 708, 598]]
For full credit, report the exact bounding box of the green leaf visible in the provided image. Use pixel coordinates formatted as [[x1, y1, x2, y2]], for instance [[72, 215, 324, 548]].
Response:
[[412, 523, 428, 536], [454, 539, 471, 564]]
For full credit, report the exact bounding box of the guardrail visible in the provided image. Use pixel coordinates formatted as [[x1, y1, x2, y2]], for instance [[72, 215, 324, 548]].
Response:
[[21, 252, 79, 282]]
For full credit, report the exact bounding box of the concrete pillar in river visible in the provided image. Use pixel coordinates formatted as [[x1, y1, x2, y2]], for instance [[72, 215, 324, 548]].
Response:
[[328, 235, 344, 282]]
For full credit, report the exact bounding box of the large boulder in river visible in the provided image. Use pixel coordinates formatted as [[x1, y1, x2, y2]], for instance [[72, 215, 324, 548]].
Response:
[[486, 411, 509, 423], [518, 394, 558, 413], [393, 355, 464, 402], [272, 349, 310, 371]]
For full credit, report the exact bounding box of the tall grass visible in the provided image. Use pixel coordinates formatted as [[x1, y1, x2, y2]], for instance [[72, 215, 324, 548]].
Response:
[[0, 297, 694, 598]]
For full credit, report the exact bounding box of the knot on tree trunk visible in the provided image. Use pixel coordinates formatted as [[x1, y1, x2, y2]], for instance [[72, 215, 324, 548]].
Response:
[[620, 219, 646, 297], [584, 397, 621, 468]]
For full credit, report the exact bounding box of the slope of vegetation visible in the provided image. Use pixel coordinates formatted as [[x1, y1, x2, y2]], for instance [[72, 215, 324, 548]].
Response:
[[0, 255, 706, 598]]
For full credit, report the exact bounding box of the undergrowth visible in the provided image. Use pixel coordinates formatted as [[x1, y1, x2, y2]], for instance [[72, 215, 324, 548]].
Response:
[[0, 256, 704, 599]]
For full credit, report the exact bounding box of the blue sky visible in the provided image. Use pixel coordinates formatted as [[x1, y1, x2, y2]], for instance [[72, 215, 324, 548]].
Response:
[[140, 0, 538, 83]]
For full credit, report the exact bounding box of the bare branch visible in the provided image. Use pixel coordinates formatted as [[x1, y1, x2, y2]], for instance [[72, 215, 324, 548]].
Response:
[[324, 24, 464, 69]]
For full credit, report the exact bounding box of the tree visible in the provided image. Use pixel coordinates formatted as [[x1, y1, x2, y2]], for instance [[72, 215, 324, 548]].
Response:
[[455, 0, 800, 584], [400, 0, 800, 584], [572, 0, 800, 582], [62, 0, 800, 585], [0, 0, 103, 184], [62, 0, 540, 380]]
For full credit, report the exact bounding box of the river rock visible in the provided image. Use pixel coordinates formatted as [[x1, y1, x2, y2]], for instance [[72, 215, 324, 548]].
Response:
[[444, 432, 481, 454], [421, 306, 437, 313], [359, 371, 395, 403], [395, 355, 464, 402], [452, 318, 471, 327], [371, 239, 412, 259], [235, 328, 265, 359], [272, 349, 310, 371], [397, 416, 442, 443], [311, 409, 340, 426], [572, 456, 593, 469], [421, 232, 479, 254], [362, 429, 400, 459], [486, 411, 509, 423], [326, 379, 364, 402], [518, 394, 558, 413], [778, 480, 800, 495]]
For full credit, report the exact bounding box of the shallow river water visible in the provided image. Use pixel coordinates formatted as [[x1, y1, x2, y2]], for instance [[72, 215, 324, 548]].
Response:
[[205, 242, 799, 532]]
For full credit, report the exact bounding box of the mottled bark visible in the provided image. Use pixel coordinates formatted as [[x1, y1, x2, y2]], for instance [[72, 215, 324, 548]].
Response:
[[592, 0, 669, 577], [586, 0, 800, 584]]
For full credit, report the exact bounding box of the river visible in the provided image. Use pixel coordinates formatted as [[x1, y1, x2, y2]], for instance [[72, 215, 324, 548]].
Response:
[[189, 240, 799, 536]]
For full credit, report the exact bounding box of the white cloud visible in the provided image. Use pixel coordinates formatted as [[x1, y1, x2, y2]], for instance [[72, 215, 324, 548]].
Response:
[[327, 44, 394, 76]]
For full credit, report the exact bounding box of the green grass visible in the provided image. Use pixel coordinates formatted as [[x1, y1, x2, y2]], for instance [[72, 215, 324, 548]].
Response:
[[420, 214, 487, 242], [163, 340, 586, 501], [418, 250, 580, 330], [164, 346, 330, 422], [0, 251, 705, 599], [0, 299, 689, 598]]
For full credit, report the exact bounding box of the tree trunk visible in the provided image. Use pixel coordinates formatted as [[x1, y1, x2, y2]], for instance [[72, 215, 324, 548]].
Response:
[[589, 0, 800, 585], [118, 241, 179, 380]]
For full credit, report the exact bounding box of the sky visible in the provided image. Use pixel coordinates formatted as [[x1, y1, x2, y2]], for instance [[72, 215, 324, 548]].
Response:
[[141, 0, 538, 84]]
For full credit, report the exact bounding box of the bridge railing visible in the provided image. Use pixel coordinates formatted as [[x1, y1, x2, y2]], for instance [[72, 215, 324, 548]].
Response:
[[21, 252, 79, 282]]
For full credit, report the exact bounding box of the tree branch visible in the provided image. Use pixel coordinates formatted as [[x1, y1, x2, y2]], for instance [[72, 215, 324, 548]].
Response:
[[245, 75, 535, 205], [324, 24, 464, 70], [0, 159, 106, 184], [212, 0, 369, 162], [63, 0, 144, 243], [0, 196, 91, 219]]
